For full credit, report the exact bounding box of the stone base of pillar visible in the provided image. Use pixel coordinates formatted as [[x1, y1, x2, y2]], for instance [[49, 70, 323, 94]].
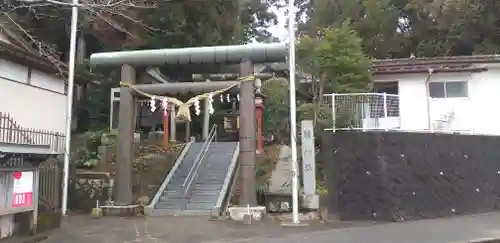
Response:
[[301, 193, 319, 210], [227, 206, 266, 222]]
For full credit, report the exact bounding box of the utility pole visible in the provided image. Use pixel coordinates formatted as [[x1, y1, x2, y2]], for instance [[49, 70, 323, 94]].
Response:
[[62, 0, 79, 216], [19, 0, 79, 215], [287, 0, 300, 225]]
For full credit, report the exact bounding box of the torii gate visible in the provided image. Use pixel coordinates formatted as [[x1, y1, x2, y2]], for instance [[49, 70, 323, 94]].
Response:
[[89, 43, 287, 206]]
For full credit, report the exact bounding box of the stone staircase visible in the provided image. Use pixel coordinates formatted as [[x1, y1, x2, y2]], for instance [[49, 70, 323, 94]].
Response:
[[185, 142, 238, 213], [153, 142, 204, 213], [151, 141, 239, 216]]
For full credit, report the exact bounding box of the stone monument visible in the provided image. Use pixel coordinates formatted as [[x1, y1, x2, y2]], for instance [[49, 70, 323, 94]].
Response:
[[300, 120, 319, 210], [267, 145, 294, 212]]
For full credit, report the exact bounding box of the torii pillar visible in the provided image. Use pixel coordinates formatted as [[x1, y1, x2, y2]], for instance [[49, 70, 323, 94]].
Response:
[[239, 58, 257, 206], [115, 64, 136, 205]]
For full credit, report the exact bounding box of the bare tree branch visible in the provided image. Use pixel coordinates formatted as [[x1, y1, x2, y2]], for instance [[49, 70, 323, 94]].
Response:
[[0, 0, 170, 76], [2, 13, 65, 74]]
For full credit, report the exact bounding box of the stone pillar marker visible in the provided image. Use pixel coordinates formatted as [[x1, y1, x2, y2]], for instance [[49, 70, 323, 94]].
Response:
[[115, 64, 135, 205], [239, 58, 257, 206], [300, 120, 318, 209]]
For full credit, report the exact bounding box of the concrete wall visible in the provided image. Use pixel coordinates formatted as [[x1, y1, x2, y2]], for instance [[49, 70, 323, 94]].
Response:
[[322, 131, 500, 221]]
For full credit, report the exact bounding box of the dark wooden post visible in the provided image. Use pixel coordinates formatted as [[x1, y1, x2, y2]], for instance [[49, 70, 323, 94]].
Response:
[[115, 64, 135, 205], [239, 58, 257, 206]]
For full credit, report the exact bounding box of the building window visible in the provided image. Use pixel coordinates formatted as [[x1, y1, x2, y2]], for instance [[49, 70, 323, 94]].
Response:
[[429, 81, 468, 98]]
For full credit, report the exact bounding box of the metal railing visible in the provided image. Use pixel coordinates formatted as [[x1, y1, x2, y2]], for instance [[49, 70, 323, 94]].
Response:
[[323, 93, 401, 131], [0, 112, 34, 144], [182, 124, 217, 195], [0, 112, 64, 153]]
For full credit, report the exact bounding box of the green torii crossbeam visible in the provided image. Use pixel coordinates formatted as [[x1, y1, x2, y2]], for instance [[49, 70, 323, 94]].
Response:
[[89, 43, 287, 67]]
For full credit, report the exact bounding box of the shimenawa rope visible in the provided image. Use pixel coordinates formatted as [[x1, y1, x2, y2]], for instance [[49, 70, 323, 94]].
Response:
[[119, 75, 256, 122]]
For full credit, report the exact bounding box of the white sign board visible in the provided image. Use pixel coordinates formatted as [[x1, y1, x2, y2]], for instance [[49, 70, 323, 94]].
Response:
[[301, 120, 316, 195], [12, 171, 34, 207]]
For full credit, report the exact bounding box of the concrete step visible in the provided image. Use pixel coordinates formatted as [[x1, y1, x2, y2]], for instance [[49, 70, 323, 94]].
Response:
[[188, 196, 220, 203], [157, 195, 187, 202], [198, 170, 227, 173], [186, 202, 216, 210], [189, 190, 220, 196], [197, 174, 227, 178], [159, 195, 187, 201], [155, 201, 187, 210], [193, 185, 223, 190], [162, 190, 187, 196], [151, 208, 212, 216], [197, 173, 226, 177], [154, 209, 213, 216], [196, 178, 225, 181]]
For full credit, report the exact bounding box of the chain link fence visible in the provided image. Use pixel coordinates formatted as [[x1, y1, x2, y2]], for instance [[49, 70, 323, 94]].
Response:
[[323, 93, 401, 131]]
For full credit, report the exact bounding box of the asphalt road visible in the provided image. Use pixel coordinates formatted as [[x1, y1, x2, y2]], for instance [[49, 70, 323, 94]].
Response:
[[220, 213, 500, 243], [40, 212, 500, 243]]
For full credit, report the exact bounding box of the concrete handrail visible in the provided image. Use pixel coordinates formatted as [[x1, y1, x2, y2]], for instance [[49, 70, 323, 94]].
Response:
[[212, 142, 240, 217], [145, 137, 194, 215]]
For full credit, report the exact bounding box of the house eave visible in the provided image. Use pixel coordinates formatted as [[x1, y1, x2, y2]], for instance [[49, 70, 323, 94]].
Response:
[[0, 42, 94, 84], [372, 55, 500, 68], [372, 67, 488, 75], [0, 142, 61, 166]]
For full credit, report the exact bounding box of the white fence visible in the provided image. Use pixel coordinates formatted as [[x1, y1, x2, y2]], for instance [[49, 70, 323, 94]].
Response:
[[323, 93, 401, 131], [323, 93, 477, 134]]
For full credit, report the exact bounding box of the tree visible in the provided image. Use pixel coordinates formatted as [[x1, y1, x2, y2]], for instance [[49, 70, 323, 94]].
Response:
[[262, 77, 289, 142], [1, 0, 281, 130], [296, 22, 372, 129], [1, 0, 280, 56], [400, 0, 500, 56], [296, 0, 408, 58]]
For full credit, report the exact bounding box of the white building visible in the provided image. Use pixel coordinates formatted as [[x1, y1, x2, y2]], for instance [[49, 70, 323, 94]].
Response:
[[0, 26, 93, 240], [0, 26, 90, 141], [371, 55, 500, 135]]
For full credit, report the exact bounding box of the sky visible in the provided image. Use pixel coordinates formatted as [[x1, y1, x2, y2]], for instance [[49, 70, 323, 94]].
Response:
[[268, 4, 288, 40]]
